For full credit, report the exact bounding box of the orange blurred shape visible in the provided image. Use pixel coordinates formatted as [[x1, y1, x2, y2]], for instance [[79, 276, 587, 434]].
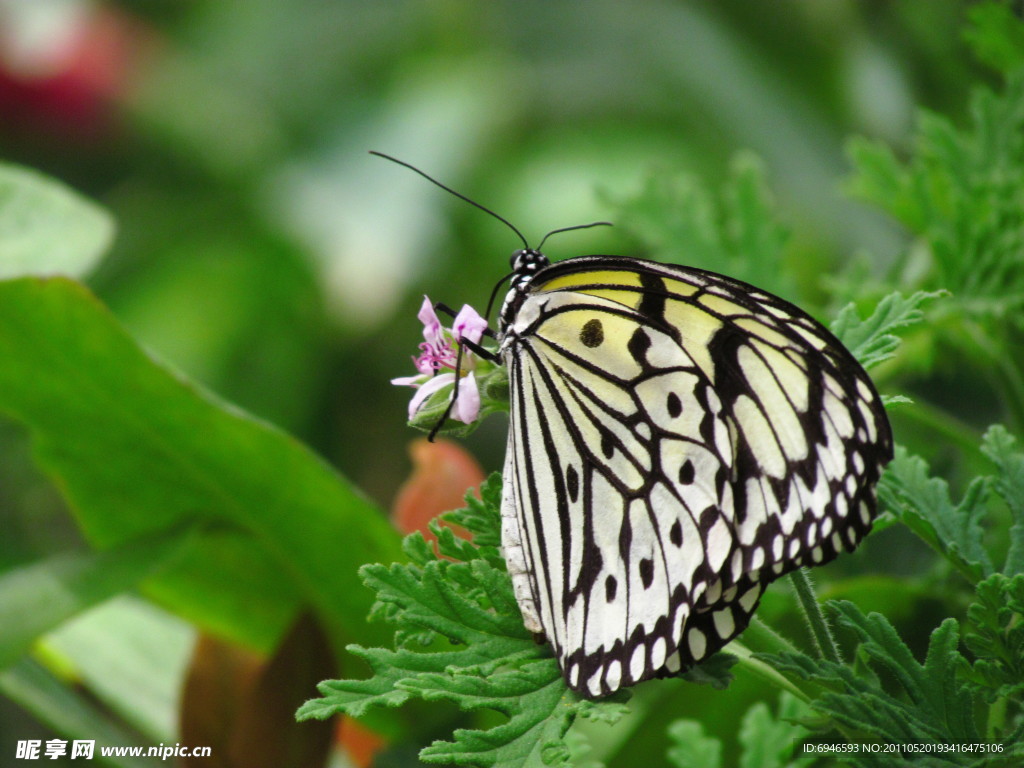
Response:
[[391, 438, 484, 536], [336, 718, 387, 768]]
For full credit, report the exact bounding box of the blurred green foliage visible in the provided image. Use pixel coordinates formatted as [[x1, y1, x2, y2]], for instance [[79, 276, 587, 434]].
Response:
[[2, 0, 1024, 766]]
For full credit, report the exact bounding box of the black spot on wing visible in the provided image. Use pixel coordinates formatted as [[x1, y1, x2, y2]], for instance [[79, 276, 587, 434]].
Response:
[[605, 575, 618, 602], [639, 558, 654, 589], [670, 519, 683, 546], [666, 392, 682, 418], [580, 318, 604, 348], [627, 327, 651, 366], [566, 464, 579, 502]]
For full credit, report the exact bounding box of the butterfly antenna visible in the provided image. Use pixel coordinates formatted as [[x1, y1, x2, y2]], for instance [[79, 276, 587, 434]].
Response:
[[370, 151, 529, 249], [536, 221, 613, 251]]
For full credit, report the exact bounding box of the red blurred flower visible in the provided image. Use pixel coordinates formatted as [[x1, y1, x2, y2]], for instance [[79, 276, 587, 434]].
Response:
[[391, 438, 485, 537], [0, 4, 151, 140]]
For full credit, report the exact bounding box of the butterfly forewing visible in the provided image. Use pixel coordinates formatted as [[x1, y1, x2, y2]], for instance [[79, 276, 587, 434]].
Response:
[[499, 256, 892, 698]]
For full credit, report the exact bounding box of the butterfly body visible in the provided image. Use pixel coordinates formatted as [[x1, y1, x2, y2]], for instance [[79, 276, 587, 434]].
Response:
[[496, 253, 892, 698]]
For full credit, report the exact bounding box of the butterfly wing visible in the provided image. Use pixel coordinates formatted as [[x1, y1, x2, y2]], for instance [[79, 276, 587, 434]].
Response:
[[500, 256, 892, 697]]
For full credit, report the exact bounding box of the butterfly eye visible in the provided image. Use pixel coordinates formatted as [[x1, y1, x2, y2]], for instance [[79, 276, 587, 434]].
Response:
[[509, 249, 528, 271]]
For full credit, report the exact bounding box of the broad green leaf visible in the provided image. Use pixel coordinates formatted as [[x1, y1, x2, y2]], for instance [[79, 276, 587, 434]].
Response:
[[44, 596, 196, 742], [0, 529, 190, 669], [0, 277, 402, 648], [0, 658, 152, 768], [0, 164, 114, 279]]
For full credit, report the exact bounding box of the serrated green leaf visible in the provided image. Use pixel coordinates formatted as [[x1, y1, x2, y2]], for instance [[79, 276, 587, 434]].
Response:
[[0, 164, 114, 279], [410, 661, 580, 767], [961, 573, 1024, 704], [759, 601, 980, 748], [677, 652, 737, 690], [443, 474, 505, 550], [666, 720, 722, 768], [847, 71, 1024, 332], [878, 447, 992, 582], [299, 475, 629, 767], [610, 152, 793, 301], [829, 290, 943, 371], [738, 693, 813, 768], [979, 425, 1024, 575], [361, 559, 529, 645]]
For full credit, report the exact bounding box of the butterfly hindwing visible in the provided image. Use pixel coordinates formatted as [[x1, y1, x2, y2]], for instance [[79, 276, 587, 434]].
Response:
[[500, 256, 892, 698]]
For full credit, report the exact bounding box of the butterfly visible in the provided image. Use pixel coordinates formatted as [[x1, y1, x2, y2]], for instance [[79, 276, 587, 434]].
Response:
[[377, 153, 894, 699], [496, 250, 892, 698]]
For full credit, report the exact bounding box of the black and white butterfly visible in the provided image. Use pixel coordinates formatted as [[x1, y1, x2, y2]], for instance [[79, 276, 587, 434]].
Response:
[[496, 250, 892, 698], [378, 153, 893, 699]]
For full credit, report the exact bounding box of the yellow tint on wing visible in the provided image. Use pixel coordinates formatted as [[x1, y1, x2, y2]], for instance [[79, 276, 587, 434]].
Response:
[[537, 270, 645, 308]]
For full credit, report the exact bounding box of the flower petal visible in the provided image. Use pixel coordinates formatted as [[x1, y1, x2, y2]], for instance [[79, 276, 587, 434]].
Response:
[[452, 372, 481, 423], [417, 295, 443, 344], [407, 373, 454, 419], [453, 304, 488, 346], [390, 374, 424, 387]]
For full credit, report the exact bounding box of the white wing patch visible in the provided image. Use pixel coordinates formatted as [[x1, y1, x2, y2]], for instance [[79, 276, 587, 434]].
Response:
[[498, 257, 893, 698]]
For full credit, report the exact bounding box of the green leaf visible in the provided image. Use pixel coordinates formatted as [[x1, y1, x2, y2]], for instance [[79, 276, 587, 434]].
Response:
[[829, 290, 944, 371], [0, 277, 401, 648], [964, 1, 1024, 74], [44, 596, 195, 742], [878, 447, 992, 582], [299, 475, 629, 767], [738, 693, 814, 768], [0, 529, 190, 670], [677, 652, 737, 691], [961, 573, 1024, 704], [666, 720, 721, 768], [979, 425, 1024, 575], [610, 152, 794, 301], [413, 661, 584, 766], [0, 658, 153, 768], [760, 601, 980, 748], [442, 474, 504, 550], [0, 164, 114, 279], [846, 72, 1024, 327]]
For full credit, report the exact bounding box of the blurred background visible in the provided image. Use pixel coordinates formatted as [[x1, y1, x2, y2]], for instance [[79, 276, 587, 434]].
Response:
[[0, 0, 1004, 765]]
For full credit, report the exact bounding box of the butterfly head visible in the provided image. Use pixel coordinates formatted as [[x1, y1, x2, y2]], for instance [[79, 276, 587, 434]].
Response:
[[510, 248, 550, 277]]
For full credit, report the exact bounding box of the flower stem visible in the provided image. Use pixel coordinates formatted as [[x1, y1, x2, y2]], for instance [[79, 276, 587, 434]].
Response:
[[789, 567, 842, 664]]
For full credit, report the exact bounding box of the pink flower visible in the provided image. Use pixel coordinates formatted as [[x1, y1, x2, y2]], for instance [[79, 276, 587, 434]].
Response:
[[392, 297, 489, 424]]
